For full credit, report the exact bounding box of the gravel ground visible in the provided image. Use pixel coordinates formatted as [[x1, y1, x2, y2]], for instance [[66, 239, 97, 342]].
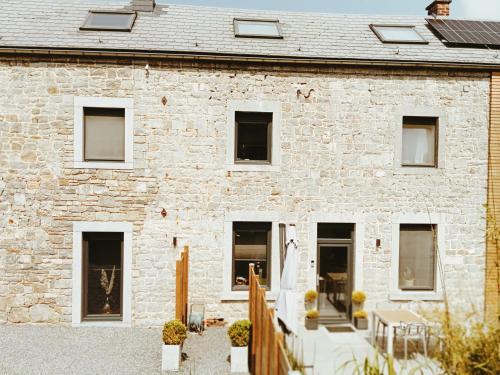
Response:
[[0, 325, 232, 375]]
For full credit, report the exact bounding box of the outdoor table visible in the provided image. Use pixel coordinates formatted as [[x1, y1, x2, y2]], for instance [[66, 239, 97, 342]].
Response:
[[371, 309, 426, 357]]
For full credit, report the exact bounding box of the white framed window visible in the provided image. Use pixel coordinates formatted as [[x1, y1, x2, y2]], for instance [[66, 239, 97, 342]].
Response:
[[402, 117, 438, 167], [80, 10, 137, 32], [390, 214, 444, 301], [226, 100, 281, 172], [222, 212, 280, 300], [74, 97, 134, 169], [233, 19, 283, 39], [370, 24, 428, 44], [72, 222, 132, 326], [394, 106, 446, 174]]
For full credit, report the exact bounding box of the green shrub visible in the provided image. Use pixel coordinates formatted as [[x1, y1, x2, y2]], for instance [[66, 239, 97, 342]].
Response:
[[228, 319, 251, 347], [431, 309, 500, 375], [305, 309, 319, 319], [162, 319, 187, 345]]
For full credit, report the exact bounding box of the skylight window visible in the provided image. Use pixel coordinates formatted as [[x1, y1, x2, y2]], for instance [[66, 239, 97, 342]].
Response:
[[370, 25, 428, 44], [234, 19, 282, 39], [80, 11, 137, 31]]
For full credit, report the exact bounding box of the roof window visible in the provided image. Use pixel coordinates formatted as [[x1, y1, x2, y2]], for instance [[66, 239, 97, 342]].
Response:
[[80, 11, 137, 31], [370, 25, 428, 44], [234, 19, 282, 39]]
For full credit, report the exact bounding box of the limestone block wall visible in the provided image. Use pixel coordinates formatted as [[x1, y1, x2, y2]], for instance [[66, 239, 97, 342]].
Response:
[[0, 57, 490, 326]]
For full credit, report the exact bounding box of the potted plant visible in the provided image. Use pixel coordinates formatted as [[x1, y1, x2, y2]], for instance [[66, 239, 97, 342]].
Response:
[[227, 319, 251, 373], [162, 319, 187, 371], [305, 309, 319, 330], [304, 290, 318, 310], [402, 267, 415, 288], [353, 310, 368, 330]]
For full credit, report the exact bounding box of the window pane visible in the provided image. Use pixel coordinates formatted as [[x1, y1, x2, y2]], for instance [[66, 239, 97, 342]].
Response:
[[233, 222, 271, 290], [373, 26, 426, 42], [399, 225, 435, 291], [235, 112, 272, 162], [82, 12, 136, 30], [402, 117, 437, 166], [83, 232, 123, 318], [84, 107, 125, 161], [235, 20, 281, 37]]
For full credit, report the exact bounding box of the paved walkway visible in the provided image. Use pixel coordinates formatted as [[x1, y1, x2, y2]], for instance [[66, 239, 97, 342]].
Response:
[[0, 325, 231, 375], [299, 325, 440, 374]]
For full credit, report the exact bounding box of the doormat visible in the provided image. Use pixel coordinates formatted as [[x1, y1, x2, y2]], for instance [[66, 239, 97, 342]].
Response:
[[326, 326, 356, 333]]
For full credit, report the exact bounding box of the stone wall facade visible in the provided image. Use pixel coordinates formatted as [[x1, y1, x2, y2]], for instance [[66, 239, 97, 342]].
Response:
[[0, 56, 490, 326]]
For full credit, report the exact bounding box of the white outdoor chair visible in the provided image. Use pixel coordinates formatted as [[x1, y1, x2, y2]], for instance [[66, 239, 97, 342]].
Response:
[[394, 322, 428, 364], [374, 302, 401, 350], [425, 319, 445, 353]]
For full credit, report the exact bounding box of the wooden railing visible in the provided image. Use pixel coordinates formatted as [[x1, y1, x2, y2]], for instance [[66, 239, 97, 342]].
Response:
[[249, 264, 292, 375], [175, 246, 189, 325]]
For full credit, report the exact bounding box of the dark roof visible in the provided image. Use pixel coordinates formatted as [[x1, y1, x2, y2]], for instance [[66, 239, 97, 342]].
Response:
[[0, 0, 498, 68]]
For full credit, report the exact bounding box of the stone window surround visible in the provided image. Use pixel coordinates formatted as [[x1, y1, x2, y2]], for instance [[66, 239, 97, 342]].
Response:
[[308, 213, 366, 293], [222, 211, 281, 301], [72, 221, 133, 327], [390, 213, 444, 301], [73, 96, 134, 170], [394, 106, 446, 175], [226, 100, 282, 172]]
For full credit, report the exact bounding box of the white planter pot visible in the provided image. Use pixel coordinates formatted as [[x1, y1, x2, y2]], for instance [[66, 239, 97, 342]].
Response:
[[230, 346, 248, 373], [288, 371, 302, 375], [162, 344, 181, 371]]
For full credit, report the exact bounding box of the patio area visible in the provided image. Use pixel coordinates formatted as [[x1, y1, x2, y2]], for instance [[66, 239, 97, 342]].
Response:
[[298, 323, 441, 374]]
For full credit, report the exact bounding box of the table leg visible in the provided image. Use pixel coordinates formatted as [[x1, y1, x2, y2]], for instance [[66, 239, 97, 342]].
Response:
[[387, 323, 394, 357]]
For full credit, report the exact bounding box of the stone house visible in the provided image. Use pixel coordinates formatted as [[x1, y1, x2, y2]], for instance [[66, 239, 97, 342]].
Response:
[[0, 0, 498, 327]]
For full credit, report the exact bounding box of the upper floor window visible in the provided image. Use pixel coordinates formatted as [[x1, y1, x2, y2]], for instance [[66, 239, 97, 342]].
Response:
[[234, 19, 282, 38], [402, 116, 438, 167], [235, 112, 272, 164], [84, 108, 125, 162], [399, 224, 436, 291], [74, 97, 134, 170], [80, 11, 137, 32], [370, 25, 428, 44]]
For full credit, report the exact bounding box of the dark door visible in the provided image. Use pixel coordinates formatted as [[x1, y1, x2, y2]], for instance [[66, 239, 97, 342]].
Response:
[[317, 243, 353, 322]]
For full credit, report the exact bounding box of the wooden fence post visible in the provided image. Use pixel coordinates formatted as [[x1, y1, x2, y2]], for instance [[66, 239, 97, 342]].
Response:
[[248, 264, 292, 375], [182, 246, 189, 325], [175, 246, 189, 325]]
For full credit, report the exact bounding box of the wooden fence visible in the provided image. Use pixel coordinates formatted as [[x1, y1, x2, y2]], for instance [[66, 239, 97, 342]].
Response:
[[249, 264, 292, 375], [175, 246, 189, 325]]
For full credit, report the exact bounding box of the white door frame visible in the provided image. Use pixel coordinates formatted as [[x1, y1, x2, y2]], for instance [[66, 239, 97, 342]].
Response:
[[309, 214, 365, 292], [72, 221, 133, 327]]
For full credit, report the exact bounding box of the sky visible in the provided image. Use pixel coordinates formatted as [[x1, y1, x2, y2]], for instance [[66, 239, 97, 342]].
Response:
[[153, 0, 500, 20]]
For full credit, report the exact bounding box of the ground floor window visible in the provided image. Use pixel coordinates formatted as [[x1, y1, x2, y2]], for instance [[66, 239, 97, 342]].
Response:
[[82, 232, 123, 320], [399, 224, 436, 291], [232, 221, 271, 290]]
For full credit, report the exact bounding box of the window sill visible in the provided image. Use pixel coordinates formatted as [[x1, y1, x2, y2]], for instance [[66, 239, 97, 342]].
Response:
[[393, 166, 442, 175], [72, 320, 130, 328], [220, 291, 277, 301], [389, 291, 443, 301], [227, 164, 280, 172], [73, 161, 134, 170]]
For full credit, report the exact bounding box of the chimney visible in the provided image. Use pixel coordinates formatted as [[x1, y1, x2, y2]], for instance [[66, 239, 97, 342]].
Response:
[[131, 0, 155, 12], [426, 0, 452, 17]]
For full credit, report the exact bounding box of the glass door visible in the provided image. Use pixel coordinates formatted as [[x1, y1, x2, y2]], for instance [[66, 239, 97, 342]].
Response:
[[317, 243, 353, 322]]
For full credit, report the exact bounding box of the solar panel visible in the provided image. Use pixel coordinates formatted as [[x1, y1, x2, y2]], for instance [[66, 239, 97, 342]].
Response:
[[427, 18, 500, 46]]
